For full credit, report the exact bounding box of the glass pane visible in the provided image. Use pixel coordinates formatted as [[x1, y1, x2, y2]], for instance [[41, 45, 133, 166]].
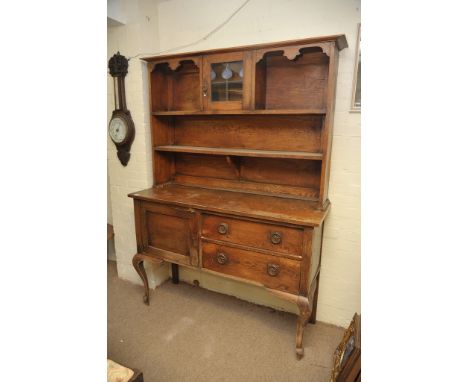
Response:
[[210, 61, 243, 102]]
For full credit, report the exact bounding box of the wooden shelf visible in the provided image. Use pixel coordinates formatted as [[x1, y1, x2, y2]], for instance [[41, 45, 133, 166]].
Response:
[[152, 108, 326, 116], [129, 184, 329, 227], [154, 145, 323, 160]]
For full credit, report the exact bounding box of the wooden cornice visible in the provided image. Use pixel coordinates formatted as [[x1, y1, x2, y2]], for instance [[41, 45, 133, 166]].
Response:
[[141, 34, 347, 62]]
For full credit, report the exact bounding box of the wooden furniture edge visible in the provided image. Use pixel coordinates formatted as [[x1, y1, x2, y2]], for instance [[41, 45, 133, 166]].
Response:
[[200, 237, 303, 260], [332, 313, 361, 382], [151, 108, 327, 115], [141, 34, 348, 62], [128, 188, 330, 227], [154, 145, 324, 160], [128, 368, 143, 382]]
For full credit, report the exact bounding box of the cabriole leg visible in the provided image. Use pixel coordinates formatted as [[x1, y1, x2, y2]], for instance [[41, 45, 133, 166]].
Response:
[[295, 297, 312, 359], [132, 253, 150, 305]]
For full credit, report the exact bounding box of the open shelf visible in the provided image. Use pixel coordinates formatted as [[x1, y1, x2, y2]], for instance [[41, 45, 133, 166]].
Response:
[[154, 145, 323, 160], [151, 59, 201, 113], [152, 108, 326, 116], [255, 47, 329, 110]]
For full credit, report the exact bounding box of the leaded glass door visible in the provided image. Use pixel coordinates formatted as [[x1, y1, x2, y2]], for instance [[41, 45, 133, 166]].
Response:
[[202, 52, 251, 111]]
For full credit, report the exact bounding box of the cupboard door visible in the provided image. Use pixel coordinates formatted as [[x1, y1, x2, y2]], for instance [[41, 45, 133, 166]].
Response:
[[140, 202, 198, 266], [202, 51, 252, 111]]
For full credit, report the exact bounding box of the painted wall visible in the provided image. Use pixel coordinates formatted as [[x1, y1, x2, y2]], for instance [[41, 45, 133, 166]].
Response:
[[107, 0, 360, 327], [107, 0, 169, 283]]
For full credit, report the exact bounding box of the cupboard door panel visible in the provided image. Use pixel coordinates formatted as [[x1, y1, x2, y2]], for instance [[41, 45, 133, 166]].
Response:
[[140, 202, 198, 266]]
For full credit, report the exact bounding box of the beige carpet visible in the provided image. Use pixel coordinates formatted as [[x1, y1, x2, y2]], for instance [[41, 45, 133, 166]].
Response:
[[108, 261, 344, 382]]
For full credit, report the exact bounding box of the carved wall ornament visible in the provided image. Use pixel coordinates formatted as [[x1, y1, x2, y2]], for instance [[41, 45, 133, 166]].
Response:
[[108, 51, 129, 77], [108, 51, 135, 166]]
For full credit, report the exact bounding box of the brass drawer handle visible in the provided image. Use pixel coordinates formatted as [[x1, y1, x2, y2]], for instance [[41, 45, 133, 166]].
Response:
[[218, 222, 229, 235], [270, 232, 282, 244], [216, 252, 228, 265], [267, 263, 280, 277]]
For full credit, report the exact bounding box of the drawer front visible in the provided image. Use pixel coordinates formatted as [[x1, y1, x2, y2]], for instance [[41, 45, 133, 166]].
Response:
[[140, 202, 198, 266], [202, 242, 300, 294], [202, 215, 303, 256]]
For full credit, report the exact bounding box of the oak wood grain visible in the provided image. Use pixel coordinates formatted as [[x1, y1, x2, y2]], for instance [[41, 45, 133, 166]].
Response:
[[138, 202, 198, 266], [172, 114, 323, 152], [155, 145, 323, 160], [132, 34, 347, 359], [174, 174, 318, 200], [202, 214, 304, 256], [141, 34, 347, 62], [201, 241, 301, 294], [152, 109, 326, 115], [129, 184, 330, 227]]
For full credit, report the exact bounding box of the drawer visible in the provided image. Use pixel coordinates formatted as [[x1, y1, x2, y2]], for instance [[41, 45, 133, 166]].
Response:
[[201, 242, 300, 294], [202, 215, 303, 256]]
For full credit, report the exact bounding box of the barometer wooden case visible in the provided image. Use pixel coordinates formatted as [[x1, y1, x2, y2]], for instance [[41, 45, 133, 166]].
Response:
[[108, 52, 135, 166]]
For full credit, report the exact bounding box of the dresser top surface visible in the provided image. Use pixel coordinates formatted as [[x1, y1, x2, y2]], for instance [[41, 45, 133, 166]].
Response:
[[129, 184, 329, 227]]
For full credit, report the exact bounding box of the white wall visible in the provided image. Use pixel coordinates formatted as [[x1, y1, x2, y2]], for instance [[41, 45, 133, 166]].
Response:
[[107, 0, 360, 327], [107, 0, 170, 284]]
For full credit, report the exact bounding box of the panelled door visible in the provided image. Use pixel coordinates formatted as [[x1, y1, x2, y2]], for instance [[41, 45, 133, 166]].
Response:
[[139, 202, 198, 266], [202, 51, 252, 111]]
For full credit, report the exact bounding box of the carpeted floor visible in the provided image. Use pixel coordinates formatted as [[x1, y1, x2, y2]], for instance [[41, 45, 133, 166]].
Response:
[[108, 261, 344, 382]]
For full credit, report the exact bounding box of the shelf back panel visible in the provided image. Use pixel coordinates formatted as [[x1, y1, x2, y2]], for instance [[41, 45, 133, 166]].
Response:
[[257, 50, 329, 110], [173, 153, 320, 199], [173, 115, 323, 153], [151, 60, 201, 112]]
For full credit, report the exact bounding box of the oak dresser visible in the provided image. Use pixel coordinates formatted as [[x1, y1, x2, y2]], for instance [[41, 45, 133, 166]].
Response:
[[129, 34, 347, 358]]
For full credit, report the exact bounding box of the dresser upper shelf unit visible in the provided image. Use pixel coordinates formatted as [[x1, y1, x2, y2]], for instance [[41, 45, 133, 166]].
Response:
[[145, 35, 346, 115], [144, 34, 347, 208]]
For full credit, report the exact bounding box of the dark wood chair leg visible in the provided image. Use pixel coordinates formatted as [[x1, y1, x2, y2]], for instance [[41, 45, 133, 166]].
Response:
[[171, 263, 179, 284], [309, 272, 320, 324], [132, 253, 150, 305]]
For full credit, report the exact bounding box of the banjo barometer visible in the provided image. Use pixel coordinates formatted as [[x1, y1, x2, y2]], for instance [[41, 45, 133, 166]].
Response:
[[108, 52, 135, 166]]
